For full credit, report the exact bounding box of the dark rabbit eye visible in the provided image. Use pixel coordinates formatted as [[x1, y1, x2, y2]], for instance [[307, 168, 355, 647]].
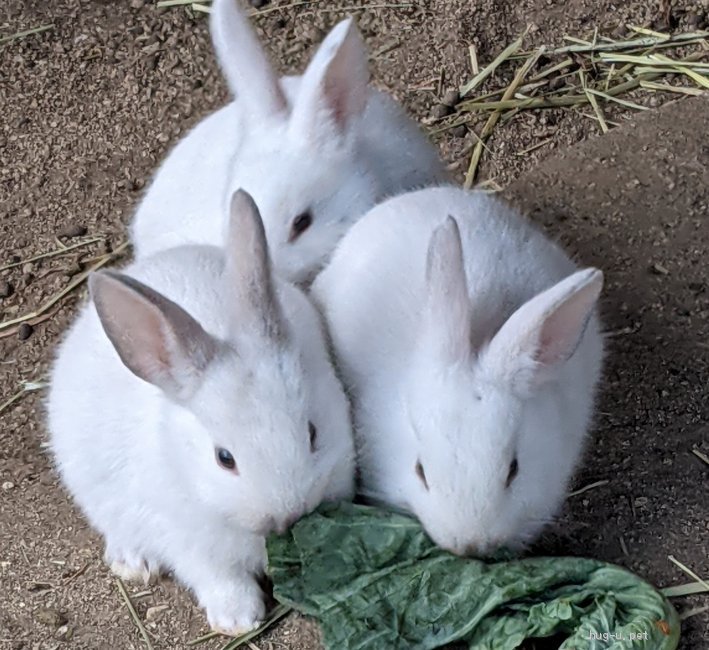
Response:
[[308, 421, 318, 452], [216, 447, 238, 473], [415, 460, 429, 490], [289, 211, 313, 241], [505, 457, 519, 488]]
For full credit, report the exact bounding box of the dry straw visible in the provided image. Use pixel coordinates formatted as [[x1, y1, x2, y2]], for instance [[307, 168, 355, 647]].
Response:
[[0, 23, 54, 45], [438, 26, 709, 184]]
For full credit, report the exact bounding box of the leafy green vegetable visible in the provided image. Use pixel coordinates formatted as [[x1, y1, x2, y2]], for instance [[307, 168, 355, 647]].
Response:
[[267, 503, 680, 649]]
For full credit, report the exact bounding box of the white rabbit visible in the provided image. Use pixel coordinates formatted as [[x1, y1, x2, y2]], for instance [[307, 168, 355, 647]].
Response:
[[48, 190, 355, 635], [130, 0, 447, 285], [312, 186, 604, 556]]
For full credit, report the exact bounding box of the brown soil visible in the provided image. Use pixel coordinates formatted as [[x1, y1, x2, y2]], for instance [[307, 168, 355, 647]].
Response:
[[1, 1, 707, 649]]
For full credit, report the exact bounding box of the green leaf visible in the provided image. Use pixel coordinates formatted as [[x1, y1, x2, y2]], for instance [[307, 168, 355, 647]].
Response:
[[267, 503, 680, 650]]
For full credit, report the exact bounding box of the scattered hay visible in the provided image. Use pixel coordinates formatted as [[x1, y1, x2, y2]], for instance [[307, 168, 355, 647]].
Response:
[[463, 45, 546, 187], [156, 0, 411, 15], [439, 27, 709, 185], [0, 241, 130, 333], [156, 0, 321, 16]]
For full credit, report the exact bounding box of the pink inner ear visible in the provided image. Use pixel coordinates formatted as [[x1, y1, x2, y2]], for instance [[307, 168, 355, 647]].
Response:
[[318, 23, 368, 132], [92, 271, 217, 399], [324, 75, 350, 131], [535, 285, 596, 366], [101, 284, 173, 384]]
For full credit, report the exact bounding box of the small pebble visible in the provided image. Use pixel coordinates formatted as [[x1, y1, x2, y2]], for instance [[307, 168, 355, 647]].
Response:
[[55, 624, 73, 641], [18, 323, 34, 341], [611, 24, 628, 39], [130, 0, 145, 8], [450, 124, 467, 138], [431, 103, 453, 119], [58, 224, 88, 238], [35, 607, 68, 628], [63, 261, 84, 279], [0, 280, 13, 298], [146, 604, 170, 622], [686, 11, 702, 27], [652, 17, 671, 32], [441, 89, 460, 107], [1, 481, 14, 490], [650, 262, 669, 276]]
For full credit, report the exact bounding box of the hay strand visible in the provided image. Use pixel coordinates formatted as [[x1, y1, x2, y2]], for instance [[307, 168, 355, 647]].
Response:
[[579, 70, 609, 133], [463, 45, 545, 188], [568, 479, 610, 497], [692, 447, 709, 466], [460, 27, 530, 98], [0, 237, 103, 272], [116, 579, 154, 650], [667, 555, 709, 591], [662, 581, 709, 598], [0, 381, 47, 417], [0, 24, 54, 45], [0, 242, 129, 332]]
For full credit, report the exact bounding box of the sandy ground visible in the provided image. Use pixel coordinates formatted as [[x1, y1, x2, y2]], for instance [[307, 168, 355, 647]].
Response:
[[1, 0, 708, 649]]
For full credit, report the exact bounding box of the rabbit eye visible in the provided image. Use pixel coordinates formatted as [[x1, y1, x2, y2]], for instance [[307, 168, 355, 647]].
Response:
[[289, 211, 313, 241], [215, 447, 238, 473], [505, 457, 519, 488], [415, 460, 429, 490], [308, 421, 318, 452]]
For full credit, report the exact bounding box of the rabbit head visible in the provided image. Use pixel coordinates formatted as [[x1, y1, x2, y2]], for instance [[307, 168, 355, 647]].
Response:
[[392, 217, 603, 556], [211, 0, 379, 284], [90, 190, 354, 536]]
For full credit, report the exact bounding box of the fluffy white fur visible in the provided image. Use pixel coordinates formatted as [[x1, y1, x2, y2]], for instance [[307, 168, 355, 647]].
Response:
[[131, 0, 447, 284], [48, 192, 354, 635], [312, 186, 604, 556]]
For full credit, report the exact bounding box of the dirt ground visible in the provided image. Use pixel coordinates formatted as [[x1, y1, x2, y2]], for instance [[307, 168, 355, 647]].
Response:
[[1, 0, 708, 649]]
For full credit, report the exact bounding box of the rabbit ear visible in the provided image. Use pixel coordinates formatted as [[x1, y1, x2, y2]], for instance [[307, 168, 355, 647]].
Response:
[[90, 271, 217, 401], [289, 17, 369, 144], [422, 216, 472, 363], [224, 189, 285, 341], [484, 268, 603, 393], [209, 0, 286, 118]]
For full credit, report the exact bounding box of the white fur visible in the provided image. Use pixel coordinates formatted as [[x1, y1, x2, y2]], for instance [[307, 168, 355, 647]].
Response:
[[48, 192, 354, 635], [131, 0, 447, 284], [312, 186, 604, 556]]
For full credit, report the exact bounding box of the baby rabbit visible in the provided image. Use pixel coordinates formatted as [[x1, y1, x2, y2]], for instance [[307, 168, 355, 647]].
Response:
[[312, 186, 603, 556], [131, 0, 448, 285], [48, 191, 355, 635]]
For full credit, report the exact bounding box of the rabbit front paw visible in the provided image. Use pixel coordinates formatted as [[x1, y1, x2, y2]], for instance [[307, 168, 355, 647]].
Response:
[[201, 578, 266, 637], [105, 546, 159, 585]]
